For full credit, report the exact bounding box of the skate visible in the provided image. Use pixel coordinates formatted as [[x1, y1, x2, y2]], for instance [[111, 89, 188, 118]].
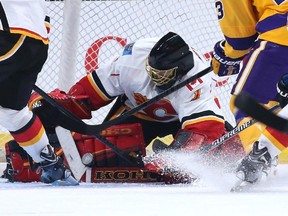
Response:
[[231, 141, 272, 192], [40, 145, 79, 186]]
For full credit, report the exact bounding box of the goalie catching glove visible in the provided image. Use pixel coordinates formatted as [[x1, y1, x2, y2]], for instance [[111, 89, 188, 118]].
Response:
[[29, 88, 93, 126], [212, 40, 244, 76]]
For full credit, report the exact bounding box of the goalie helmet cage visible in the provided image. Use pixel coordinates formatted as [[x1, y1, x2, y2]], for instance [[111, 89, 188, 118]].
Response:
[[0, 0, 238, 160]]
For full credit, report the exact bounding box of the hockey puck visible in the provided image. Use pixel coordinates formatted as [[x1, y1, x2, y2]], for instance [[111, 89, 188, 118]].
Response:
[[81, 153, 94, 166]]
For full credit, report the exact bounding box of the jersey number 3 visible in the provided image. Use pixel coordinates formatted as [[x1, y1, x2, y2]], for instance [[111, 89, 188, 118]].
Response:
[[215, 0, 224, 20]]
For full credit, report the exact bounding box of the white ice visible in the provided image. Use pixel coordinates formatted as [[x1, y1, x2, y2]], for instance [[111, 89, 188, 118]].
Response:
[[0, 156, 287, 216]]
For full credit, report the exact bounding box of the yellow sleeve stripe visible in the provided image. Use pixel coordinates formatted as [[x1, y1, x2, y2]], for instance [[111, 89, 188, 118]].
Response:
[[182, 115, 225, 129], [10, 29, 49, 44], [87, 73, 111, 102], [0, 34, 25, 61]]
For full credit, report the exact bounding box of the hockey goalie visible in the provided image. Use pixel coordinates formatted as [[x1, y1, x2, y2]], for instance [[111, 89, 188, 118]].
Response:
[[1, 32, 245, 184]]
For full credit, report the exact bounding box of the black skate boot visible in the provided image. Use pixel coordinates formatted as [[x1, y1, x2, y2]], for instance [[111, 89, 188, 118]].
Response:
[[236, 141, 272, 183], [40, 145, 79, 186]]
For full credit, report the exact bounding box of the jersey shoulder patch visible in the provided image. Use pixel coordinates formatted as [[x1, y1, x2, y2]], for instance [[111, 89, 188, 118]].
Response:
[[122, 42, 135, 56]]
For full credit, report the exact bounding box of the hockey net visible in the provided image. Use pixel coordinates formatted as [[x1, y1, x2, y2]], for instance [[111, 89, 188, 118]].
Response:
[[0, 0, 242, 162]]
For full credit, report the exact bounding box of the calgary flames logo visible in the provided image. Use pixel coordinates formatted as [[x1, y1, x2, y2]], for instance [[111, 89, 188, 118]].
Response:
[[132, 93, 178, 121]]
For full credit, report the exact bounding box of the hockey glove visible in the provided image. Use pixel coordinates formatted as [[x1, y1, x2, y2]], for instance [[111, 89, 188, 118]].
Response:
[[29, 89, 92, 120], [212, 40, 243, 76], [277, 73, 288, 108]]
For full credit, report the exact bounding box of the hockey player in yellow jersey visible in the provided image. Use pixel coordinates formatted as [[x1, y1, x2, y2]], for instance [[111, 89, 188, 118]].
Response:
[[212, 0, 288, 184]]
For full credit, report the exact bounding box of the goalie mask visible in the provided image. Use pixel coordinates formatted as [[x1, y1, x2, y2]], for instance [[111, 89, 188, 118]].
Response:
[[146, 32, 194, 90]]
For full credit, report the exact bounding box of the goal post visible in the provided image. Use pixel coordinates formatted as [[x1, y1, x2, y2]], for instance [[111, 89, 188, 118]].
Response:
[[58, 0, 81, 92]]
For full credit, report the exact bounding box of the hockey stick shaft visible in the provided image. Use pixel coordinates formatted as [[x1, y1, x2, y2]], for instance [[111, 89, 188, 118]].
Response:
[[234, 93, 288, 132], [200, 104, 280, 153]]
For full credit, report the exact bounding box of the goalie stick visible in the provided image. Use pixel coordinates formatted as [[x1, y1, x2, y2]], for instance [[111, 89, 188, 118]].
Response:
[[33, 66, 212, 167], [199, 103, 280, 153], [234, 92, 288, 132], [149, 103, 277, 155]]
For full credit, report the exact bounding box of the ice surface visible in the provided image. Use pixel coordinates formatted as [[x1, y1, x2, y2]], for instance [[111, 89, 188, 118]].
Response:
[[0, 158, 287, 216]]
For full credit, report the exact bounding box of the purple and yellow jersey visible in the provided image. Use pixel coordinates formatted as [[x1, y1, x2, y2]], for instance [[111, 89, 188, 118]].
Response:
[[215, 0, 288, 59]]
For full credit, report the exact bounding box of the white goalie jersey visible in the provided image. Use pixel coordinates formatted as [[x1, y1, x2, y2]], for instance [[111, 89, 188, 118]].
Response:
[[91, 37, 225, 127]]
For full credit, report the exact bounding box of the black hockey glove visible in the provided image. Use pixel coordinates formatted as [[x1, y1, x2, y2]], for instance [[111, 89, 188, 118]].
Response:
[[212, 40, 244, 76], [277, 73, 288, 108]]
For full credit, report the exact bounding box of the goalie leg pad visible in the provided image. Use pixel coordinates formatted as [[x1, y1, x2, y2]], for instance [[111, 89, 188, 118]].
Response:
[[3, 140, 41, 182], [169, 129, 207, 151], [172, 129, 245, 159], [216, 132, 245, 161], [73, 123, 146, 168]]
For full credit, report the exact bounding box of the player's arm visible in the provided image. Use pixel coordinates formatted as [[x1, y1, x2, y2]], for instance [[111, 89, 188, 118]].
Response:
[[29, 57, 125, 121], [28, 71, 117, 121], [212, 0, 258, 76], [67, 68, 119, 111]]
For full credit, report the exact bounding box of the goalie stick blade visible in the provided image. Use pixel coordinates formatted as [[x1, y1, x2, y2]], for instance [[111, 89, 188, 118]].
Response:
[[55, 127, 87, 181], [234, 93, 288, 132]]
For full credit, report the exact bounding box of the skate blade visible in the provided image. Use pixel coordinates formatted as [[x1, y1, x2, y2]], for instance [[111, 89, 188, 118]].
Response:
[[52, 175, 79, 186], [0, 177, 9, 183], [230, 180, 254, 192]]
